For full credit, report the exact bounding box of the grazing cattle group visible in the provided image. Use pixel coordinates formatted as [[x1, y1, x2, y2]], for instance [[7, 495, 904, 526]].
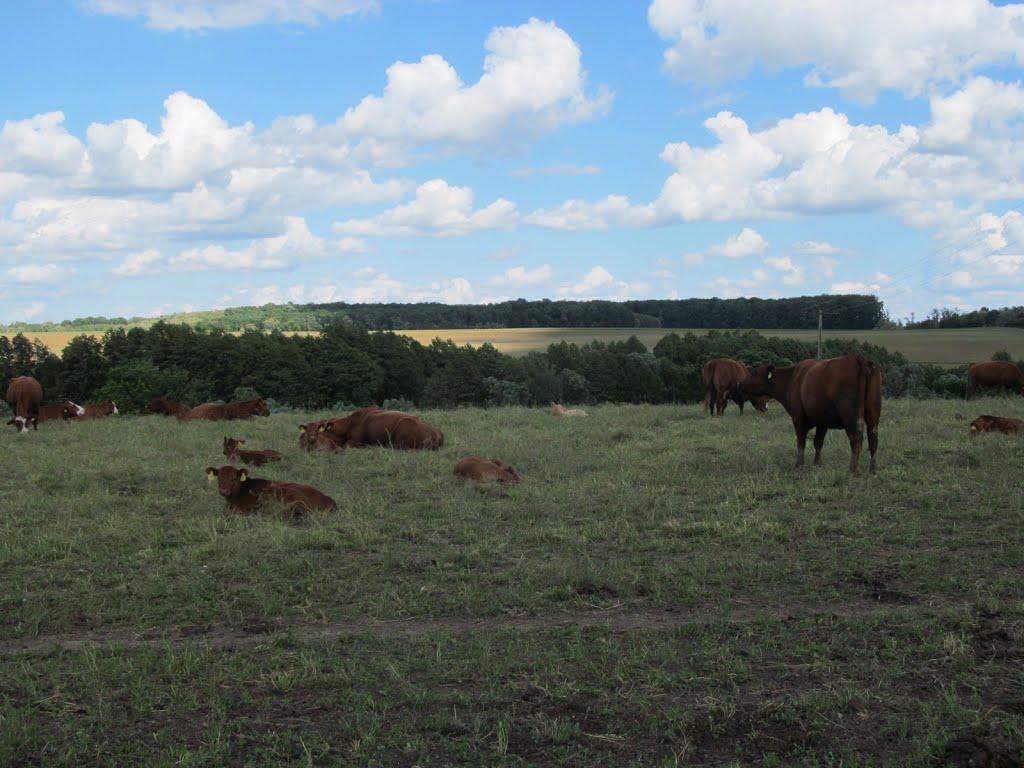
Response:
[[6, 350, 1022, 513], [702, 358, 770, 416]]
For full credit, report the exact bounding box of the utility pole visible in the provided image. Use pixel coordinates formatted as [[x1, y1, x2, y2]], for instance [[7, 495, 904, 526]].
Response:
[[817, 308, 823, 359]]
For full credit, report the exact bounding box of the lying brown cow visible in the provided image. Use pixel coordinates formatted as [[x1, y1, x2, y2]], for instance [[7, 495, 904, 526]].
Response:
[[967, 361, 1024, 399], [969, 415, 1024, 434], [37, 400, 85, 421], [5, 376, 42, 433], [147, 397, 191, 417], [223, 436, 285, 466], [315, 407, 443, 450], [702, 358, 770, 416], [205, 465, 336, 517], [180, 398, 270, 422], [79, 400, 119, 419], [741, 353, 882, 473], [454, 457, 522, 483]]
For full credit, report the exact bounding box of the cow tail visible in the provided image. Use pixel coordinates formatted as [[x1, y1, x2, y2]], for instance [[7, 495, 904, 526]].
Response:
[[855, 354, 873, 429]]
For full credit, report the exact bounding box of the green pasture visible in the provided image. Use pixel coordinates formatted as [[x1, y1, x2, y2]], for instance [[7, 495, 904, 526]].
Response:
[[1, 400, 1022, 766]]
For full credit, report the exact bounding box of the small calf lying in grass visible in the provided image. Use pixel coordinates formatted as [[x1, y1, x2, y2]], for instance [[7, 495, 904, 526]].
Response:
[[969, 414, 1024, 434], [205, 465, 337, 517], [550, 402, 588, 418], [223, 436, 285, 466], [454, 456, 522, 483]]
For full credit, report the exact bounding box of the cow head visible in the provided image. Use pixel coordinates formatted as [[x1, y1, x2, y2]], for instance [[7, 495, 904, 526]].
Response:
[[7, 415, 37, 433], [206, 465, 248, 498], [741, 364, 776, 396], [64, 401, 86, 418], [223, 436, 245, 454], [251, 398, 270, 417], [747, 394, 771, 412]]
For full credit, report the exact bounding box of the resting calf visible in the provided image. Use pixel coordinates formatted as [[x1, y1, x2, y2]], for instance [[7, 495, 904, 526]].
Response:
[[205, 465, 336, 517], [223, 436, 285, 466]]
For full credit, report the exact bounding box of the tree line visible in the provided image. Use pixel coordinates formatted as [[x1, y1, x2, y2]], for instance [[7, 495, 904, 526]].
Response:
[[4, 322, 1017, 416], [0, 294, 884, 334], [904, 305, 1024, 329]]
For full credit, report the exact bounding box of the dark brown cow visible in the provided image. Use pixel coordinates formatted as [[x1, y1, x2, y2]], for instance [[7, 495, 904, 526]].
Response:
[[316, 406, 383, 445], [702, 358, 770, 416], [147, 397, 191, 417], [740, 353, 882, 473], [5, 376, 42, 433], [969, 415, 1024, 434], [223, 436, 285, 466], [179, 398, 270, 422], [80, 400, 119, 419], [966, 361, 1024, 399], [205, 465, 336, 517], [37, 400, 85, 421], [454, 457, 522, 483]]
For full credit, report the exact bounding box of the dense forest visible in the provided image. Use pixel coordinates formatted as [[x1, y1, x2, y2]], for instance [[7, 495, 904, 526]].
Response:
[[0, 294, 884, 334], [3, 322, 1016, 416]]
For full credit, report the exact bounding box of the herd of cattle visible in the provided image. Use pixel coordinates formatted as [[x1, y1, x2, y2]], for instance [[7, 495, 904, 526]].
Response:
[[6, 353, 1024, 515]]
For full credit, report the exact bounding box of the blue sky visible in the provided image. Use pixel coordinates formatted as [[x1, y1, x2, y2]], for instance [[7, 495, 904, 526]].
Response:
[[1, 0, 1022, 325]]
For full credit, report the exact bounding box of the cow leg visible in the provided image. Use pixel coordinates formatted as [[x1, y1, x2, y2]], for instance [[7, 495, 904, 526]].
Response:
[[793, 424, 809, 468], [714, 390, 725, 416], [866, 422, 879, 474], [845, 422, 865, 474], [812, 426, 828, 466], [703, 387, 714, 414]]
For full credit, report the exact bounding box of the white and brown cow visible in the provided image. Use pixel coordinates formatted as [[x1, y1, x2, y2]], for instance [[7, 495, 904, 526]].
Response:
[[5, 376, 43, 434]]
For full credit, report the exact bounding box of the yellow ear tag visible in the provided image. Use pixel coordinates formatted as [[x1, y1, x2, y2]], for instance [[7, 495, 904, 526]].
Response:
[[318, 425, 325, 432], [240, 471, 247, 481], [767, 371, 773, 380], [207, 471, 215, 481], [970, 425, 977, 430]]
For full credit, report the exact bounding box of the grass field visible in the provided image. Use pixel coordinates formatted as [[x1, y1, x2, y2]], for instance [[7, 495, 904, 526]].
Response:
[[2, 400, 1022, 765], [19, 326, 1024, 365]]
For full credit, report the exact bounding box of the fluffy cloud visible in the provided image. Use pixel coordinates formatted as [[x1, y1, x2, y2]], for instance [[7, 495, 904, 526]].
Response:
[[708, 227, 767, 258], [647, 0, 1024, 102], [334, 179, 519, 237], [489, 264, 553, 286], [338, 18, 612, 162], [85, 0, 378, 30], [557, 265, 652, 300], [792, 240, 840, 254], [4, 263, 75, 283]]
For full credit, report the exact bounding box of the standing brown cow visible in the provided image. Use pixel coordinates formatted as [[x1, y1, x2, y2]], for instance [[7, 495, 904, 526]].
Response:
[[740, 353, 882, 473], [966, 361, 1024, 399], [5, 376, 43, 433], [701, 358, 770, 416]]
